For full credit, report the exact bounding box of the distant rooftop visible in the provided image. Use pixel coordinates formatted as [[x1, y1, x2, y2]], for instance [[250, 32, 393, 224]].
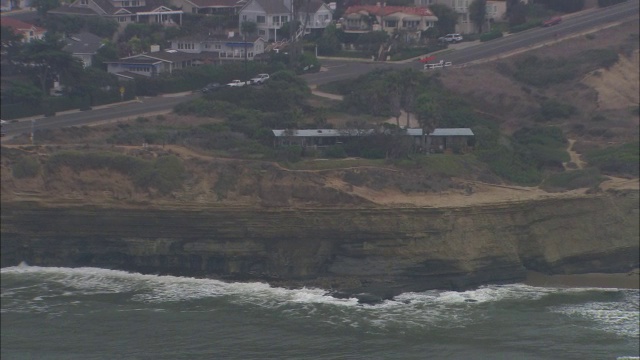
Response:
[[272, 128, 474, 137]]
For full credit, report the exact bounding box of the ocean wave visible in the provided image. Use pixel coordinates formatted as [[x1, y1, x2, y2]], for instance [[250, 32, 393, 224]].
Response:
[[2, 265, 638, 336]]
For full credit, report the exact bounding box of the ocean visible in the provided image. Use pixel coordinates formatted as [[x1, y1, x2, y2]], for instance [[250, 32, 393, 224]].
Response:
[[1, 264, 638, 360]]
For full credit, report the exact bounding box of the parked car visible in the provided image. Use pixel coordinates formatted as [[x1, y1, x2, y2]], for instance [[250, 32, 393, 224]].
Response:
[[226, 80, 247, 87], [542, 16, 562, 27], [249, 73, 270, 85], [438, 34, 463, 44], [201, 83, 223, 93]]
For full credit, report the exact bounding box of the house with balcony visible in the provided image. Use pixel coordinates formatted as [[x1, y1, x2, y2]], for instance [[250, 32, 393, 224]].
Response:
[[168, 32, 266, 61], [238, 0, 332, 41], [339, 5, 437, 36], [170, 0, 243, 15], [48, 0, 183, 27]]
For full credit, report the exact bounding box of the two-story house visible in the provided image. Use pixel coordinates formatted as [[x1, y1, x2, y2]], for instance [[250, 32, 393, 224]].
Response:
[[340, 5, 437, 36], [169, 32, 266, 61], [48, 0, 183, 27], [1, 18, 46, 42], [170, 0, 243, 15], [414, 0, 514, 34], [238, 0, 332, 41]]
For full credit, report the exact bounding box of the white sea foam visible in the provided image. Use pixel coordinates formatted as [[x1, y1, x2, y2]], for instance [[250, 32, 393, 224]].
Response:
[[2, 265, 638, 335], [550, 290, 640, 339]]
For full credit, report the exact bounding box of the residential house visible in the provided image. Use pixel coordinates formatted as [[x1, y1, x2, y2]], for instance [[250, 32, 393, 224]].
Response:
[[339, 5, 437, 37], [238, 0, 332, 41], [47, 0, 183, 27], [169, 32, 266, 61], [170, 0, 242, 15], [414, 0, 513, 34], [272, 128, 474, 153], [63, 31, 104, 67], [105, 47, 216, 79], [1, 17, 46, 42]]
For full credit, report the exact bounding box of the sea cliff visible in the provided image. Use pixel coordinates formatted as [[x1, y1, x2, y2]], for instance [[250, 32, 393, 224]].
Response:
[[2, 189, 638, 299]]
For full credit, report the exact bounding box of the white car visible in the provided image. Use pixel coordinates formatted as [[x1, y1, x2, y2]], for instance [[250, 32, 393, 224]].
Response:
[[439, 34, 463, 43], [226, 80, 247, 87], [249, 73, 270, 85]]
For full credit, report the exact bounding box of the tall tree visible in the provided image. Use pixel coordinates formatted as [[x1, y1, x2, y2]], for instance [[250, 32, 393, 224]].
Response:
[[32, 0, 61, 17], [429, 4, 458, 36], [415, 92, 442, 151], [469, 0, 487, 33], [16, 33, 84, 93], [1, 26, 23, 62]]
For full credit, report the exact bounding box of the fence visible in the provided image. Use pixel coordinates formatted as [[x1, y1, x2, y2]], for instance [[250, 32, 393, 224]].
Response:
[[423, 60, 453, 70]]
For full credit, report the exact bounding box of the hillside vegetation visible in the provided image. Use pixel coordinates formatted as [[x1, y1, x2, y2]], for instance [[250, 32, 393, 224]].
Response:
[[0, 20, 638, 208]]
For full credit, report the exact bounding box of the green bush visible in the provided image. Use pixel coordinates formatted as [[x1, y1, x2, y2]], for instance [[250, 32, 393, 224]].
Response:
[[479, 30, 503, 42], [512, 55, 578, 86], [509, 20, 543, 33], [45, 151, 185, 194], [539, 100, 576, 120], [12, 157, 41, 179], [585, 142, 639, 177], [541, 168, 605, 192], [324, 145, 347, 158]]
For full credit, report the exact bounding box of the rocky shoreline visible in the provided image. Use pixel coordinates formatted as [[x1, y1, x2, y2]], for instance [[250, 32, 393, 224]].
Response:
[[1, 189, 638, 303]]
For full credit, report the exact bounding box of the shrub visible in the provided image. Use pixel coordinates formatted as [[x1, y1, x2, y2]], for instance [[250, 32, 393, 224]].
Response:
[[539, 100, 576, 120], [509, 20, 543, 33], [324, 145, 347, 158], [541, 168, 606, 192], [12, 157, 41, 179], [480, 30, 503, 42], [585, 142, 639, 177]]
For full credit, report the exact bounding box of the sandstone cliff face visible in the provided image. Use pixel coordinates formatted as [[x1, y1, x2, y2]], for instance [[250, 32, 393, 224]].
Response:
[[1, 190, 638, 297]]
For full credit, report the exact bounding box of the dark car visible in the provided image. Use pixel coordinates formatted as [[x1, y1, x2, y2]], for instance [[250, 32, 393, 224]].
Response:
[[201, 83, 223, 93], [542, 16, 562, 27]]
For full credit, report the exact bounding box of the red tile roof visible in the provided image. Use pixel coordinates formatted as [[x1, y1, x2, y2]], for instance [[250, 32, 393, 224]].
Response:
[[1, 17, 46, 33], [344, 5, 434, 17]]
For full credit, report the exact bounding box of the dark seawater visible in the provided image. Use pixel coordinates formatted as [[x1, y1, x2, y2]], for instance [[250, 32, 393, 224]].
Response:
[[1, 264, 639, 360]]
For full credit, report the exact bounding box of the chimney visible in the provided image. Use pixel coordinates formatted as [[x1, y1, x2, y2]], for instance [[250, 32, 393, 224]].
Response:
[[150, 44, 160, 52], [228, 31, 234, 38]]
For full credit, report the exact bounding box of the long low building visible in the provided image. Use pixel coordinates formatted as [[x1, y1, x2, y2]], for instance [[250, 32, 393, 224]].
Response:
[[272, 128, 474, 153]]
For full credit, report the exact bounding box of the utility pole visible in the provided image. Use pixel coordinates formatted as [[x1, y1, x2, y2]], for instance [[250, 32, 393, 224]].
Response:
[[244, 32, 248, 82]]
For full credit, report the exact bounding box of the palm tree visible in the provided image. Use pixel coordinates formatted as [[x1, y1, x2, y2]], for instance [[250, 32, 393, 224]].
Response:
[[415, 93, 442, 152]]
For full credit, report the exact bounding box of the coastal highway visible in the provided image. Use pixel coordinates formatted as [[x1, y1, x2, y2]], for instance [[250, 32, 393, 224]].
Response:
[[1, 0, 637, 137], [1, 93, 200, 137], [302, 0, 640, 85]]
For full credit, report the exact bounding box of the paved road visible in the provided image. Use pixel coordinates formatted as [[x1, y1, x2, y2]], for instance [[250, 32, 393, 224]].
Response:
[[2, 93, 199, 137], [302, 0, 639, 85], [2, 0, 637, 137]]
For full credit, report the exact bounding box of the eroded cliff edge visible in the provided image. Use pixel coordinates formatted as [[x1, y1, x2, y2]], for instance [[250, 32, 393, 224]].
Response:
[[2, 189, 638, 298]]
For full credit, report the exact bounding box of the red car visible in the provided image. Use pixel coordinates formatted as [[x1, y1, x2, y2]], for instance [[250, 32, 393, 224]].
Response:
[[543, 16, 562, 27]]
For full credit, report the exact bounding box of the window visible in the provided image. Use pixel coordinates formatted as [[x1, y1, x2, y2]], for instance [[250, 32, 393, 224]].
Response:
[[281, 16, 287, 23], [80, 0, 88, 4], [123, 1, 129, 6], [257, 16, 265, 24], [272, 16, 279, 25], [258, 30, 265, 35], [131, 1, 138, 5], [214, 44, 221, 49], [402, 20, 419, 28], [385, 20, 397, 28], [242, 15, 247, 21], [118, 17, 127, 22]]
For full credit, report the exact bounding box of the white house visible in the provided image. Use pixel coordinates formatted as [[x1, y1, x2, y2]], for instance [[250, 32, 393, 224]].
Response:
[[238, 0, 332, 41], [48, 0, 183, 27]]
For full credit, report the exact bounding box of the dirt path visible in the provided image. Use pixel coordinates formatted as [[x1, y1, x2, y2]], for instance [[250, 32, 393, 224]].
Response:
[[563, 139, 586, 170]]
